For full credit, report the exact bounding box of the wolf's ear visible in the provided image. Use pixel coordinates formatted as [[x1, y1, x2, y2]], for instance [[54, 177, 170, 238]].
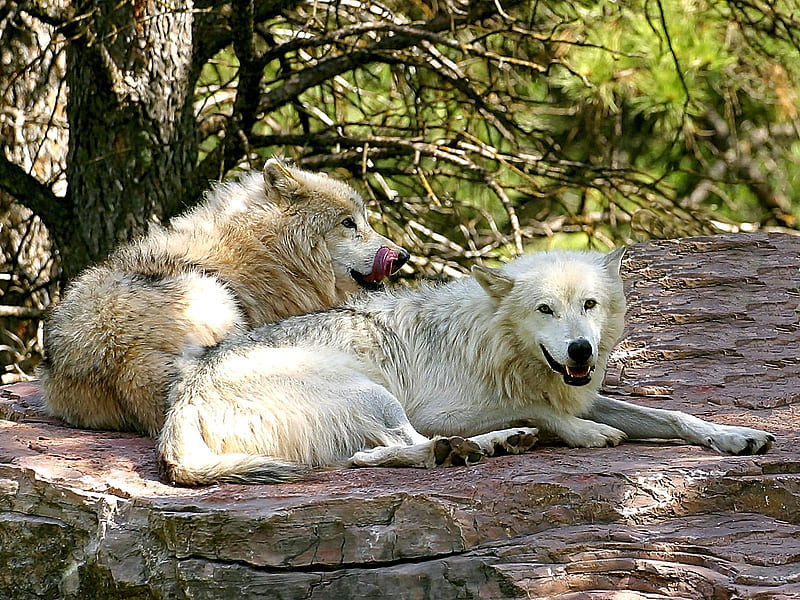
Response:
[[263, 157, 300, 201], [472, 265, 514, 301], [602, 245, 627, 275]]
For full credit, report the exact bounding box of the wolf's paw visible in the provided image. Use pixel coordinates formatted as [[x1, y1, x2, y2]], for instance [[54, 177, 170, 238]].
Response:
[[497, 427, 539, 455], [433, 436, 485, 467], [706, 425, 774, 455], [471, 427, 539, 456], [349, 449, 382, 467], [564, 421, 627, 448]]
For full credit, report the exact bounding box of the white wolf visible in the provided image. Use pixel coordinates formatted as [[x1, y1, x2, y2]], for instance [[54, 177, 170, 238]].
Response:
[[158, 247, 775, 485]]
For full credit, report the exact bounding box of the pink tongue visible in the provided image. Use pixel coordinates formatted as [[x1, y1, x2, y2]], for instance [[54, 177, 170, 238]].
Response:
[[363, 247, 399, 283]]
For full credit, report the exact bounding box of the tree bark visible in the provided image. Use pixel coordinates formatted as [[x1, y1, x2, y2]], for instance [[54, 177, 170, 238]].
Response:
[[57, 0, 197, 279]]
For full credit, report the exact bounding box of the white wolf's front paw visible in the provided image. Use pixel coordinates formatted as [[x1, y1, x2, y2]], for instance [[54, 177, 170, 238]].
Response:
[[433, 436, 486, 466], [470, 427, 539, 456], [705, 425, 774, 455], [562, 421, 627, 448]]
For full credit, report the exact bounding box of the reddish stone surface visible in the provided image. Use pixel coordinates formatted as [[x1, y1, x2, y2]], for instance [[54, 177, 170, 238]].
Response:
[[1, 233, 798, 599]]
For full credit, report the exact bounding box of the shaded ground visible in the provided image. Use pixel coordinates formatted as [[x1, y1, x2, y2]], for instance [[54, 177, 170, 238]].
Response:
[[1, 233, 798, 599]]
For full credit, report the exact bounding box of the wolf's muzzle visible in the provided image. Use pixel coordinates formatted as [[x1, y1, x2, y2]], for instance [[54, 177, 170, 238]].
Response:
[[351, 247, 410, 290], [540, 343, 595, 387], [567, 338, 592, 363], [393, 248, 410, 272]]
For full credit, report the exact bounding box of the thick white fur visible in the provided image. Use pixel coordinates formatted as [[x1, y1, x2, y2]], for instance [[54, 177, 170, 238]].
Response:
[[41, 158, 408, 436], [158, 248, 774, 485]]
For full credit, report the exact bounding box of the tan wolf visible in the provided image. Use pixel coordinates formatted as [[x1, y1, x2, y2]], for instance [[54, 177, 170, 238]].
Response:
[[40, 159, 408, 436], [159, 247, 773, 486]]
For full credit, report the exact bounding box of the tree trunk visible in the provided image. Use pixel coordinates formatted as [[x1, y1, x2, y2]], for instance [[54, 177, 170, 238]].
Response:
[[58, 0, 197, 279]]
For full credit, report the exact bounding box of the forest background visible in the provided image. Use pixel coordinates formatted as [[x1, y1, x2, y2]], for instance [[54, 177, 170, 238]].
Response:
[[1, 0, 798, 382]]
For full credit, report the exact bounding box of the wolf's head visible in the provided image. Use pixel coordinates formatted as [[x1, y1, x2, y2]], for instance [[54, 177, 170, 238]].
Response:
[[472, 248, 627, 388], [262, 158, 409, 295]]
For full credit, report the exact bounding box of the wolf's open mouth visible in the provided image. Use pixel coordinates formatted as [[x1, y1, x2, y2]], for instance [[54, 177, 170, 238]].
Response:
[[540, 344, 594, 387], [351, 270, 380, 291]]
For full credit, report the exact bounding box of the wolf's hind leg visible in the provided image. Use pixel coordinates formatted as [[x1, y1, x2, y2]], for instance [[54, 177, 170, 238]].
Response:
[[348, 435, 484, 468], [347, 385, 486, 468], [348, 427, 539, 469]]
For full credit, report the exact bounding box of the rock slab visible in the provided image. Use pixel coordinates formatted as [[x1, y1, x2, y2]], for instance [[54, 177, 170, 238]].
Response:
[[1, 233, 799, 599]]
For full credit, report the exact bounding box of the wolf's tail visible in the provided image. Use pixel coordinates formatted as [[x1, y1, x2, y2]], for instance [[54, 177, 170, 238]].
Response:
[[159, 452, 309, 486], [157, 400, 310, 486]]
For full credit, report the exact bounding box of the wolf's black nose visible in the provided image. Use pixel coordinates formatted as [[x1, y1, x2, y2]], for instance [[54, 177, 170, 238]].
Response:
[[568, 338, 592, 363], [392, 249, 410, 273]]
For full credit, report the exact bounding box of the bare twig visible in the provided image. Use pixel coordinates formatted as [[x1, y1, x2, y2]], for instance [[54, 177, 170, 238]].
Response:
[[0, 305, 44, 319], [0, 154, 67, 232]]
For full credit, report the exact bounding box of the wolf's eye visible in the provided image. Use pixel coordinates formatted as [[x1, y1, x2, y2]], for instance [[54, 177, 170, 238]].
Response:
[[537, 304, 553, 315], [584, 299, 597, 310], [341, 217, 357, 229]]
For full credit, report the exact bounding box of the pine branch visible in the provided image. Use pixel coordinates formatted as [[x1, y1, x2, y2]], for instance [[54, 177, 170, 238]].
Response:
[[0, 154, 68, 232], [193, 0, 303, 67], [195, 0, 525, 182], [0, 305, 44, 319]]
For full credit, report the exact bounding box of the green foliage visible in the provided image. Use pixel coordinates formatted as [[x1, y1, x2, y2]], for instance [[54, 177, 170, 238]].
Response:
[[190, 0, 799, 267], [516, 0, 799, 242]]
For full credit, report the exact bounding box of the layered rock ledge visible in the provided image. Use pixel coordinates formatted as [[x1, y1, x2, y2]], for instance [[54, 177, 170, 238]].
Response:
[[1, 233, 798, 599]]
